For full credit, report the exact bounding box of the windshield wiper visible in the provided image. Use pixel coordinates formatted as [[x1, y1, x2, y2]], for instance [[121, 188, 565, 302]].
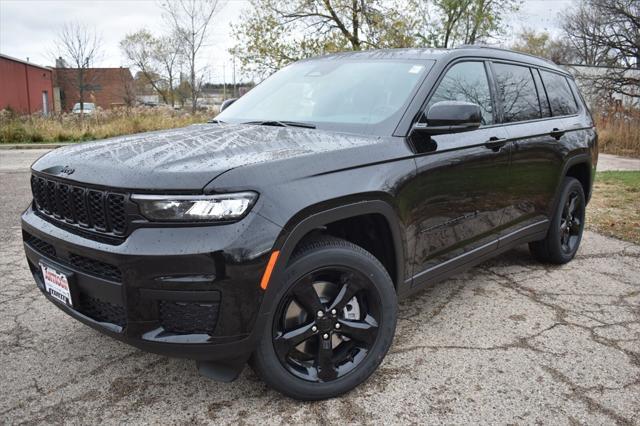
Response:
[[243, 120, 316, 129]]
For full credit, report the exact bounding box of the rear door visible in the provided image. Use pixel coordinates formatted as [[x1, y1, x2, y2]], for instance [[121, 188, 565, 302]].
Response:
[[408, 60, 511, 283], [491, 62, 567, 238]]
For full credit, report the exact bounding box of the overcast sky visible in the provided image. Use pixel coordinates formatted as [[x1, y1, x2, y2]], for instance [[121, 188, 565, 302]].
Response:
[[0, 0, 573, 83]]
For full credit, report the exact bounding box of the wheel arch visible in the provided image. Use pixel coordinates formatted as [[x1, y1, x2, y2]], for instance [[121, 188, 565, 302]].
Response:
[[269, 198, 406, 293], [564, 159, 592, 202], [540, 153, 592, 229]]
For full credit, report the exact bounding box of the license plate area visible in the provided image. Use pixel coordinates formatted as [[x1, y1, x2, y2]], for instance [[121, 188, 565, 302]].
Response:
[[40, 262, 76, 307]]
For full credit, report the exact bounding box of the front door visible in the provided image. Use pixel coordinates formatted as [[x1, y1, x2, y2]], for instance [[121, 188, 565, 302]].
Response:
[[407, 60, 511, 284]]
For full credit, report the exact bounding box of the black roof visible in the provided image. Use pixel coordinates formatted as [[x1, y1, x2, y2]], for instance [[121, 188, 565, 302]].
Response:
[[308, 46, 567, 75]]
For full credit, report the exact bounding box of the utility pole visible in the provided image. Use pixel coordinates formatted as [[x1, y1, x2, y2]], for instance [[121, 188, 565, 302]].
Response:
[[223, 62, 226, 99], [232, 55, 236, 98]]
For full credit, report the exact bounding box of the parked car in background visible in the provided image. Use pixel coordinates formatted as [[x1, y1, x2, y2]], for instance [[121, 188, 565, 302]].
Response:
[[22, 46, 597, 400], [71, 102, 96, 114]]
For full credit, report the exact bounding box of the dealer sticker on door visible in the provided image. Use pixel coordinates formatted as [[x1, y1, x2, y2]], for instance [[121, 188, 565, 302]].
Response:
[[40, 263, 73, 307]]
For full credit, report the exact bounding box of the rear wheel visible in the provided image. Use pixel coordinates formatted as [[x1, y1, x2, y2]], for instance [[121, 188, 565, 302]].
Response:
[[251, 237, 397, 400], [530, 177, 586, 264]]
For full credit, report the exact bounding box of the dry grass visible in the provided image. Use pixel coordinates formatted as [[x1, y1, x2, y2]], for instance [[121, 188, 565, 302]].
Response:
[[595, 107, 640, 158], [0, 107, 213, 144], [587, 171, 640, 244]]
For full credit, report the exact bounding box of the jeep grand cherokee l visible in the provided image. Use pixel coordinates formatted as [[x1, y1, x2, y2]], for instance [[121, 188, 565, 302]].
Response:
[[22, 47, 597, 400]]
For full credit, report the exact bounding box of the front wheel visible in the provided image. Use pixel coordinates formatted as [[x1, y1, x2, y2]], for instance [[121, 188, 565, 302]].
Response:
[[251, 237, 397, 400], [530, 177, 586, 264]]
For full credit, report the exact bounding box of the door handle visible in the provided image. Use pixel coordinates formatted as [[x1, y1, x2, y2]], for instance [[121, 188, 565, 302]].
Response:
[[484, 137, 507, 152], [549, 128, 565, 140]]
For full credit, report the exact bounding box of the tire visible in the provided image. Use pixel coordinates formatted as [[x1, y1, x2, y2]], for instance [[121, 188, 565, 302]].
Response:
[[251, 236, 397, 400], [529, 177, 586, 264]]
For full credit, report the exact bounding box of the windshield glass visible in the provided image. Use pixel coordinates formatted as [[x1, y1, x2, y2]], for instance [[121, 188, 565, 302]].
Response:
[[216, 59, 432, 133]]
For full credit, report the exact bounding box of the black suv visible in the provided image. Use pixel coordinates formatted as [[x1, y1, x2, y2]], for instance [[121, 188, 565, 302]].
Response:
[[22, 47, 597, 400]]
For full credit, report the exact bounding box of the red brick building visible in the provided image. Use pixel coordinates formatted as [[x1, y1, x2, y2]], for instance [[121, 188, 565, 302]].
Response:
[[53, 67, 135, 111], [0, 54, 54, 115]]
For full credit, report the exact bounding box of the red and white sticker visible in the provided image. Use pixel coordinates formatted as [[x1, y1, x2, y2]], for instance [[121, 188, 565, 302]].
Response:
[[41, 264, 72, 306]]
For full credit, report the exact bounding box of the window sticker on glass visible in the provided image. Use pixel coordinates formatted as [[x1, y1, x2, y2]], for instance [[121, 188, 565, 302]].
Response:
[[409, 65, 424, 74]]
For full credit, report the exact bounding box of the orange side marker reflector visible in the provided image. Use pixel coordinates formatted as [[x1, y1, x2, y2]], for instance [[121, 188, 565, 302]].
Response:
[[260, 250, 280, 290]]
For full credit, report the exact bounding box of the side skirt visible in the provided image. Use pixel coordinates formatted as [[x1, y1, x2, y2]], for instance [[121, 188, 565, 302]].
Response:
[[401, 219, 549, 299]]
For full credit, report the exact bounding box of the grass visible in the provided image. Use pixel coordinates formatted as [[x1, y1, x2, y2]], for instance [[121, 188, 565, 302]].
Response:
[[595, 107, 640, 158], [587, 171, 640, 244], [0, 107, 212, 144]]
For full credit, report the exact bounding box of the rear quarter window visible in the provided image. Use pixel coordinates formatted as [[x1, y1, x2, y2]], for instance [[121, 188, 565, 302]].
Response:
[[539, 70, 579, 116]]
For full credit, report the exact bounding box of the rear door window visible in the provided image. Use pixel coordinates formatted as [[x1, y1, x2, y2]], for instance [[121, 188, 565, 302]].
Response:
[[426, 61, 494, 125], [492, 63, 541, 123], [539, 70, 579, 116]]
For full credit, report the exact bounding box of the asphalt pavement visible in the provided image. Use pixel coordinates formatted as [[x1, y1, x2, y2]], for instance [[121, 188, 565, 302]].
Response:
[[1, 149, 639, 424]]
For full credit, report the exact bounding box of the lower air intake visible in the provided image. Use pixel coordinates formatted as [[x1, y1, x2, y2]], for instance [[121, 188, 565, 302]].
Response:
[[159, 300, 220, 334]]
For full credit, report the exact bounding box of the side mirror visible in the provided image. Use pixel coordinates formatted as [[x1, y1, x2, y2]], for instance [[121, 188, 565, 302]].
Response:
[[220, 98, 238, 112], [412, 101, 482, 135]]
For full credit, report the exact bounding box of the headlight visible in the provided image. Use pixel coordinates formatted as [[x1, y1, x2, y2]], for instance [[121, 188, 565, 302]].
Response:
[[132, 192, 257, 221]]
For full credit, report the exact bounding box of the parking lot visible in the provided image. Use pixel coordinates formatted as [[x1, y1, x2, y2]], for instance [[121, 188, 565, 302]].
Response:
[[1, 149, 639, 424]]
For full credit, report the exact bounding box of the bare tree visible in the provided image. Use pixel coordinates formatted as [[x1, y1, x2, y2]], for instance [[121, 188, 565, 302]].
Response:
[[121, 30, 182, 106], [154, 33, 183, 107], [54, 22, 102, 113], [560, 2, 610, 66], [120, 69, 137, 107], [561, 0, 639, 101], [161, 0, 223, 112]]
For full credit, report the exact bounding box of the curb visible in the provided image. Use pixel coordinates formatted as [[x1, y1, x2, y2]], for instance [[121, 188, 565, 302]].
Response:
[[0, 143, 74, 150]]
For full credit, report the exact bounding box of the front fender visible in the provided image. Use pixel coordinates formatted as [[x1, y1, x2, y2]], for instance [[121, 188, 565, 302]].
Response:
[[256, 197, 409, 322]]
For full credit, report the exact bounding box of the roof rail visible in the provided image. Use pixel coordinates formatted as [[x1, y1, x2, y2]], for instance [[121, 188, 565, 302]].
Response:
[[454, 44, 558, 66]]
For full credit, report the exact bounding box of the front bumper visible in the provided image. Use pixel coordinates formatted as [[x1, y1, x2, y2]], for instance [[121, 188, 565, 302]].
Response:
[[21, 205, 282, 361]]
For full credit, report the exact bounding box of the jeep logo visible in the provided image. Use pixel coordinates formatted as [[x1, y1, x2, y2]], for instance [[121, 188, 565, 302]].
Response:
[[59, 166, 75, 175]]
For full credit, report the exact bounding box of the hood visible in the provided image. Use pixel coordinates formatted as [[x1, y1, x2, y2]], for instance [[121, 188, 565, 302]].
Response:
[[31, 123, 382, 191]]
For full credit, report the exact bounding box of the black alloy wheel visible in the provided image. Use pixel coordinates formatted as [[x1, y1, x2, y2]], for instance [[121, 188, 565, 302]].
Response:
[[530, 177, 586, 264], [559, 189, 584, 254], [273, 266, 380, 383], [251, 237, 397, 400]]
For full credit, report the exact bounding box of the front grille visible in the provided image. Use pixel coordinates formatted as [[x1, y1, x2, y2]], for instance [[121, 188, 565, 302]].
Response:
[[31, 175, 128, 237], [23, 232, 56, 258], [77, 294, 126, 327], [69, 253, 122, 282], [159, 300, 220, 334]]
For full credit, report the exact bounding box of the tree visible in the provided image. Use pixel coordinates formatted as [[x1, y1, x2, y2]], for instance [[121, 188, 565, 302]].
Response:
[[161, 0, 223, 112], [54, 22, 102, 113], [511, 29, 578, 64], [121, 30, 182, 106], [403, 0, 521, 48], [561, 0, 639, 100], [231, 0, 519, 77], [230, 0, 416, 78], [154, 34, 182, 106], [560, 2, 611, 66]]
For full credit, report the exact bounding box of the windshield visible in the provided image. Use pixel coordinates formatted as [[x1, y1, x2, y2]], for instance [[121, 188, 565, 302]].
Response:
[[216, 59, 432, 134]]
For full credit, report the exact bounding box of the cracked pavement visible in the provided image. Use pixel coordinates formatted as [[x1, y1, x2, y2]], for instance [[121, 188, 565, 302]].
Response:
[[1, 150, 639, 424]]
